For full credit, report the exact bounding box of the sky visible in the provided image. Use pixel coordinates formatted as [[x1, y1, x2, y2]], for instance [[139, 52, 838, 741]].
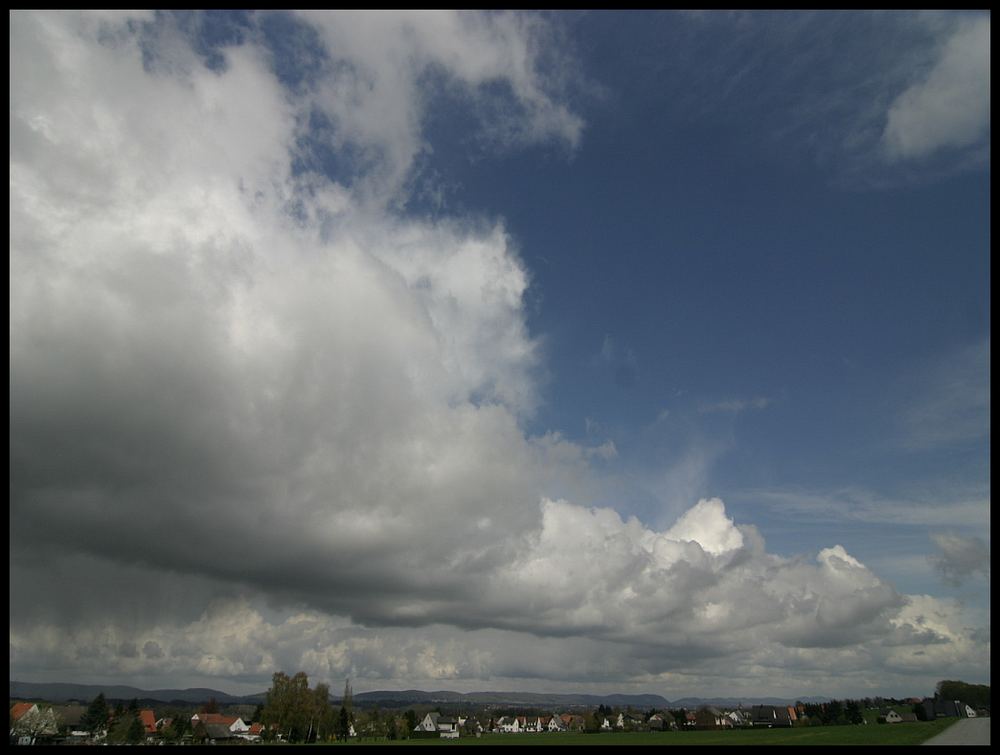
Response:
[[9, 10, 990, 702]]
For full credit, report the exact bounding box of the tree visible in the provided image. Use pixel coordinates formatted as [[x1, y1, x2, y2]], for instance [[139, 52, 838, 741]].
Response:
[[107, 711, 144, 744], [936, 680, 990, 710], [260, 671, 344, 743], [845, 700, 864, 725], [404, 709, 418, 735], [163, 714, 191, 743], [673, 708, 689, 728], [261, 670, 315, 742], [311, 682, 334, 742], [81, 693, 109, 737], [202, 696, 220, 714], [11, 707, 59, 743], [589, 708, 602, 731], [343, 678, 354, 716], [338, 706, 350, 742]]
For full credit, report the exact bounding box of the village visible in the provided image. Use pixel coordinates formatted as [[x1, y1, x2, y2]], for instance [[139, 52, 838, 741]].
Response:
[[9, 690, 987, 745]]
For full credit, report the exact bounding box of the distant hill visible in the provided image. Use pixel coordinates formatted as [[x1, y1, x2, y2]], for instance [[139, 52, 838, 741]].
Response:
[[11, 682, 669, 709], [8, 681, 266, 705], [353, 690, 831, 709], [10, 680, 830, 710], [670, 696, 831, 708], [353, 689, 671, 708]]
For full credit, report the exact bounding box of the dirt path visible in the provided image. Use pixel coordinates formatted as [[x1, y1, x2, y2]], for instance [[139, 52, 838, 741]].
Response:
[[923, 718, 990, 746]]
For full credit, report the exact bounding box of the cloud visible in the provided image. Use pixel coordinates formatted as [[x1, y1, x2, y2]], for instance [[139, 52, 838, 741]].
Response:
[[9, 11, 989, 697], [747, 487, 989, 529], [929, 533, 990, 586], [698, 397, 771, 414], [896, 339, 990, 451], [658, 12, 989, 186], [11, 505, 986, 698], [297, 11, 583, 202], [594, 334, 638, 388], [881, 15, 990, 161]]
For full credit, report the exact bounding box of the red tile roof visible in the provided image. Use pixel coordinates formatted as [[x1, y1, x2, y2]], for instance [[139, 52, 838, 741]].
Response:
[[194, 713, 238, 726], [10, 702, 37, 721], [140, 710, 157, 735]]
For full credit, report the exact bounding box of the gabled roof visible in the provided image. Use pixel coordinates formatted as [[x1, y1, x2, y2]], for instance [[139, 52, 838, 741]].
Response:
[[140, 710, 157, 735], [10, 702, 38, 721], [248, 723, 264, 735], [194, 713, 239, 727], [54, 705, 88, 728], [203, 722, 234, 740]]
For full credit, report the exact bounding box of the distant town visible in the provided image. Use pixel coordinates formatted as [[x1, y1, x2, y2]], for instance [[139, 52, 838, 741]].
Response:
[[8, 676, 989, 745]]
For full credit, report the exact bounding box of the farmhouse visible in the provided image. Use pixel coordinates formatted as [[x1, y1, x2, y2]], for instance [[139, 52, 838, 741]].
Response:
[[880, 709, 903, 724], [751, 705, 793, 728]]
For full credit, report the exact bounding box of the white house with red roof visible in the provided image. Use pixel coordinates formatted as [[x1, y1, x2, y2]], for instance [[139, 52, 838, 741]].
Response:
[[190, 712, 249, 734]]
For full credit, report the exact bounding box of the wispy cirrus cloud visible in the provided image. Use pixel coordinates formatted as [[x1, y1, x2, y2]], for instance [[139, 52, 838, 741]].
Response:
[[896, 339, 989, 451], [661, 11, 990, 186], [747, 487, 989, 529], [698, 397, 771, 414]]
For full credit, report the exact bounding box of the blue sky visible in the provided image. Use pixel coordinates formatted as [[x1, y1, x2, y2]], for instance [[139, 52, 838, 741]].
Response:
[[10, 10, 989, 700], [414, 11, 991, 585]]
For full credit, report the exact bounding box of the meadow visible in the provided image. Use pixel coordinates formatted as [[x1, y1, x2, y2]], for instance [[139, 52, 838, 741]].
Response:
[[348, 719, 959, 746]]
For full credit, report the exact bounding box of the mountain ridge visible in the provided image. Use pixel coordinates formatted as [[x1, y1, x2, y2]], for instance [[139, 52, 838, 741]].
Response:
[[10, 680, 828, 708]]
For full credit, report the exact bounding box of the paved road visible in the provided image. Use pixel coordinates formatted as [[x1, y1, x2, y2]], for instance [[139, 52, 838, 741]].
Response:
[[923, 718, 990, 746]]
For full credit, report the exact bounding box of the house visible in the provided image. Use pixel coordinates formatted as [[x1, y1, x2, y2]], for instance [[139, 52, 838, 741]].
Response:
[[462, 717, 484, 736], [201, 722, 234, 742], [497, 715, 521, 733], [438, 717, 459, 738], [920, 698, 976, 720], [694, 706, 728, 730], [616, 711, 645, 730], [190, 712, 249, 734], [727, 709, 751, 728], [599, 716, 612, 731], [139, 709, 158, 739], [879, 709, 903, 724], [648, 713, 673, 731], [543, 714, 564, 732], [413, 711, 461, 738], [751, 705, 792, 728], [242, 722, 265, 741], [560, 713, 586, 731], [10, 702, 39, 726], [415, 712, 441, 732], [52, 704, 88, 739], [515, 715, 543, 733], [10, 704, 59, 744]]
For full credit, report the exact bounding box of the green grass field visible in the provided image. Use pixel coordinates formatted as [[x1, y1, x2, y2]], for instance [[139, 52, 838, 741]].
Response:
[[344, 720, 959, 746]]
